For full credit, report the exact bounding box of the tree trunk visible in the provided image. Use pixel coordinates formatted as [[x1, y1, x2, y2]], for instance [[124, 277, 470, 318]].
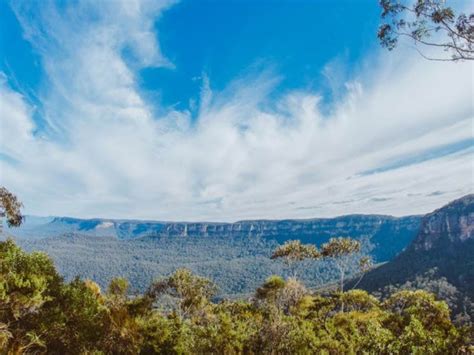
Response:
[[340, 268, 345, 313]]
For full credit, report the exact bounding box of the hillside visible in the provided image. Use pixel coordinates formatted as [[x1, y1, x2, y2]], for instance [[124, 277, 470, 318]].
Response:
[[357, 194, 474, 319]]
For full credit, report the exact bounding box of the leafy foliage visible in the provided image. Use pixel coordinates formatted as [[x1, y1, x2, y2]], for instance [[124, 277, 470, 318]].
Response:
[[0, 240, 471, 354], [1, 190, 471, 352], [320, 237, 372, 296], [147, 268, 217, 317], [0, 187, 23, 229], [374, 269, 474, 326], [271, 240, 320, 277], [378, 0, 474, 61], [271, 240, 320, 263], [321, 237, 361, 257]]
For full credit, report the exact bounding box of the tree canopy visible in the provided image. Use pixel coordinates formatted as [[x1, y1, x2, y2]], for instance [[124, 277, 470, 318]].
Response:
[[0, 190, 471, 353], [271, 240, 320, 277], [0, 187, 24, 230], [0, 237, 471, 353]]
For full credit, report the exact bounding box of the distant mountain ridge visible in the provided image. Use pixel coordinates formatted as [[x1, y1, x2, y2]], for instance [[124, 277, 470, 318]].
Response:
[[5, 197, 473, 302], [10, 213, 422, 263], [5, 212, 422, 296]]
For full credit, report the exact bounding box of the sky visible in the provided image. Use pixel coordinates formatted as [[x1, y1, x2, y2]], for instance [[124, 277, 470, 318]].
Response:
[[0, 0, 473, 222]]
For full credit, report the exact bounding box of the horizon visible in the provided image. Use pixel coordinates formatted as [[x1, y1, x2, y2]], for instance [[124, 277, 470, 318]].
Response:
[[1, 0, 473, 221], [19, 192, 474, 224]]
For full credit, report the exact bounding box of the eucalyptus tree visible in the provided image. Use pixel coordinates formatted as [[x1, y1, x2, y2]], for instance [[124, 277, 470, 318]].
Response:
[[320, 237, 373, 312], [0, 187, 23, 232], [271, 240, 320, 278], [147, 268, 217, 318], [378, 0, 474, 61]]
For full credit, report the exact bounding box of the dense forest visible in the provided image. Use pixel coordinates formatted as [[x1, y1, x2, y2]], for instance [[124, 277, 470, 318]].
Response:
[[9, 214, 420, 297], [1, 189, 473, 353], [1, 238, 473, 354], [15, 233, 371, 298]]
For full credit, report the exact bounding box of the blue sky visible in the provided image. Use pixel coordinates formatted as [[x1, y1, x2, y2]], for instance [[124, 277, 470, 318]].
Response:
[[1, 1, 379, 115], [0, 0, 473, 221], [141, 0, 379, 111]]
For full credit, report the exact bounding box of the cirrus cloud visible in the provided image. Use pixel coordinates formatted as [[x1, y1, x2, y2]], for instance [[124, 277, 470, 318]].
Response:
[[0, 0, 473, 221]]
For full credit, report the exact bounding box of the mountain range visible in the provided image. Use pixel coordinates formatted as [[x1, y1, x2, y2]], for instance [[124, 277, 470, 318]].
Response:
[[7, 213, 422, 297], [5, 195, 473, 313]]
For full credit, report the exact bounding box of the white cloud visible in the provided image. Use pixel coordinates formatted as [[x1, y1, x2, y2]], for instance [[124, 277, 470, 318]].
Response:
[[0, 0, 473, 221]]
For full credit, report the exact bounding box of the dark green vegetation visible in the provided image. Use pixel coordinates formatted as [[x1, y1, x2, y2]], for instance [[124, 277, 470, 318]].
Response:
[[357, 194, 474, 324], [1, 239, 472, 354], [8, 214, 420, 297], [13, 234, 372, 299], [2, 188, 473, 352], [17, 234, 282, 298]]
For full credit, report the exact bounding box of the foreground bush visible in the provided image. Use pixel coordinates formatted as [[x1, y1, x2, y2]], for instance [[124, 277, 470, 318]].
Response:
[[0, 240, 471, 354]]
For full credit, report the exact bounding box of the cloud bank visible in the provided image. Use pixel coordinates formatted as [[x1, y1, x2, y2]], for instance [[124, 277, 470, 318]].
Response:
[[0, 0, 473, 221]]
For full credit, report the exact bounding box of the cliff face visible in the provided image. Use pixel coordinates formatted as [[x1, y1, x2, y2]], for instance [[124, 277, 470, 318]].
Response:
[[411, 194, 474, 251], [358, 194, 474, 297], [12, 214, 422, 263]]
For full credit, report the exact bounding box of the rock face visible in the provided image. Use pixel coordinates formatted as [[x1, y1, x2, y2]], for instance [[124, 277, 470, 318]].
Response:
[[411, 194, 474, 251], [357, 194, 474, 298], [11, 214, 422, 262]]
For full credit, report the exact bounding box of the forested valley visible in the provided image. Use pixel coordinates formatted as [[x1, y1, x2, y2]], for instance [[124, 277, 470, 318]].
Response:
[[1, 189, 473, 354]]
